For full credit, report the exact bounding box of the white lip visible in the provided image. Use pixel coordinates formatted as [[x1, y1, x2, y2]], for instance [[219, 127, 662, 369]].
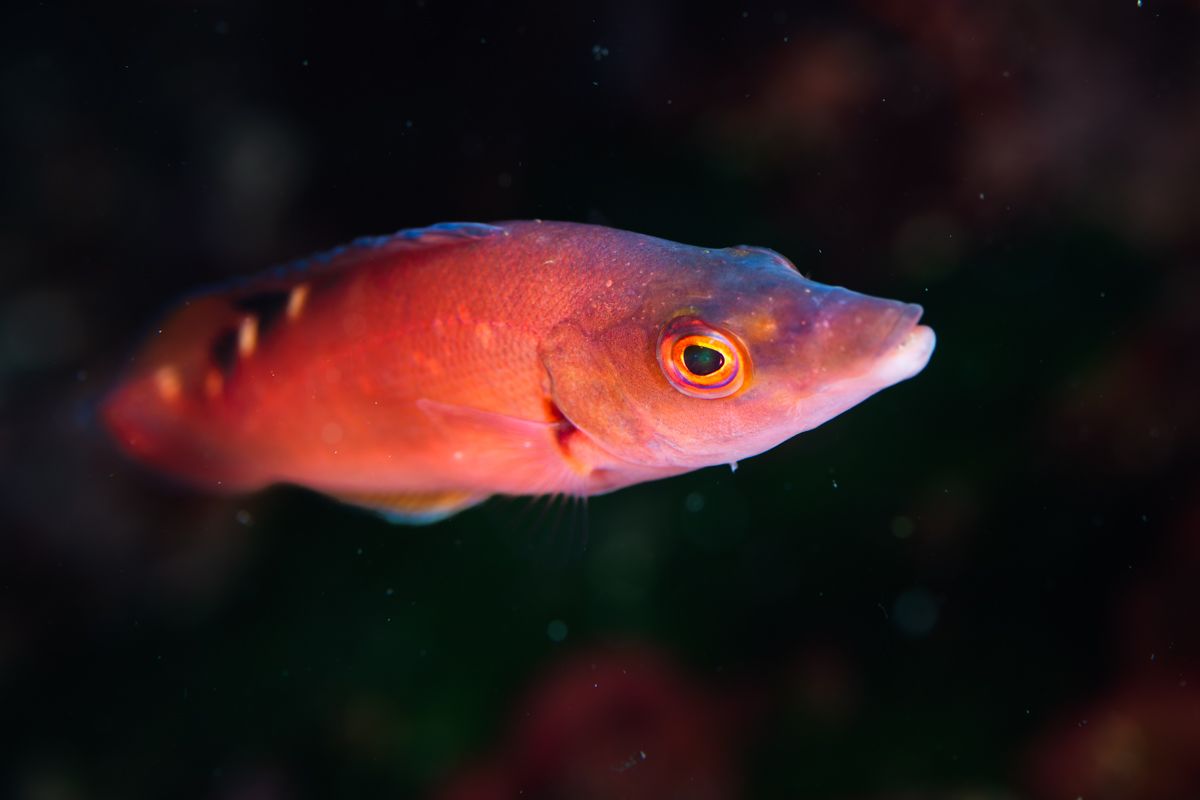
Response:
[[788, 322, 936, 436], [874, 324, 936, 385]]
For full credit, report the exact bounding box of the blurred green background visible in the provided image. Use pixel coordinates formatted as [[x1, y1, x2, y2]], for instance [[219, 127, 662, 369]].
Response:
[[3, 2, 1199, 798]]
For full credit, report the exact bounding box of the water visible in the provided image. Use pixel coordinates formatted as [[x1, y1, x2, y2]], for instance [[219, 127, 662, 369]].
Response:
[[2, 2, 1198, 798]]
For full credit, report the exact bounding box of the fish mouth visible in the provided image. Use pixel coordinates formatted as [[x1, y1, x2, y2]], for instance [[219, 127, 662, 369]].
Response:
[[873, 304, 935, 385], [788, 302, 934, 433], [880, 302, 925, 350]]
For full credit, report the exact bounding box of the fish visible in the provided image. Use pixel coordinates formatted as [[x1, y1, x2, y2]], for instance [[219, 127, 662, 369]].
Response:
[[102, 220, 935, 524]]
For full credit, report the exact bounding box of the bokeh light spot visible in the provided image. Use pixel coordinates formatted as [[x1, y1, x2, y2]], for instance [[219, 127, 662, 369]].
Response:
[[546, 619, 568, 642], [893, 588, 939, 637]]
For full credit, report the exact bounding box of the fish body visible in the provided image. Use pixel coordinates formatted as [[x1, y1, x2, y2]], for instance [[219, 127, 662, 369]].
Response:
[[103, 221, 934, 522]]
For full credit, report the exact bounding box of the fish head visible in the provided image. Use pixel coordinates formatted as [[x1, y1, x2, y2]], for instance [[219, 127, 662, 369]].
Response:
[[541, 240, 935, 475]]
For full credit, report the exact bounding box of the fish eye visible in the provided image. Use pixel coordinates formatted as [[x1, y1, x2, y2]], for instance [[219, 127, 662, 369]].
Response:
[[657, 316, 749, 399], [683, 344, 724, 376]]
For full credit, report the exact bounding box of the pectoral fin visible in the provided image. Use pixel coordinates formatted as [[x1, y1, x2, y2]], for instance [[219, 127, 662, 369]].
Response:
[[414, 397, 561, 440], [332, 489, 488, 525], [331, 400, 574, 523]]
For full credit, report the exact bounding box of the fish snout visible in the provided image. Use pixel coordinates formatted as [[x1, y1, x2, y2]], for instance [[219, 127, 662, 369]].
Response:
[[840, 297, 934, 385], [774, 286, 933, 388], [754, 287, 935, 434], [820, 290, 923, 356]]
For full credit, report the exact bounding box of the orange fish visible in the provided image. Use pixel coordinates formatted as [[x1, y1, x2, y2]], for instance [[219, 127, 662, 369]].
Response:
[[103, 221, 935, 523]]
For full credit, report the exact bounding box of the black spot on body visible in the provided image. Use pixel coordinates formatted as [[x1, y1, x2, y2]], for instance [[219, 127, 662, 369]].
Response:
[[234, 290, 290, 336], [211, 328, 238, 375]]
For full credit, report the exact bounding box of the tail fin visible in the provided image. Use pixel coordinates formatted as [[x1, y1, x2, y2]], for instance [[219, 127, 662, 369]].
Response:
[[101, 295, 266, 492]]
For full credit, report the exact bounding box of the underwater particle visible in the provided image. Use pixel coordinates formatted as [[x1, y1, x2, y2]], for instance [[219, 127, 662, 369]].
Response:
[[591, 44, 610, 61], [893, 587, 938, 637], [547, 619, 568, 642], [235, 509, 253, 526], [891, 515, 914, 539], [684, 492, 705, 513]]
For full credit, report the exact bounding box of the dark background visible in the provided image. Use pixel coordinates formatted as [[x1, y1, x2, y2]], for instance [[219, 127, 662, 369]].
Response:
[[3, 1, 1200, 798]]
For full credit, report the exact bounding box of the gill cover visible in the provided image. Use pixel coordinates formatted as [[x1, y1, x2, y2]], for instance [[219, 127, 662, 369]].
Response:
[[539, 320, 665, 465]]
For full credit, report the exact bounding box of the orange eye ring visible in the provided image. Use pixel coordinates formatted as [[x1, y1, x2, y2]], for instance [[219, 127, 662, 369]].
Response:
[[657, 317, 750, 399]]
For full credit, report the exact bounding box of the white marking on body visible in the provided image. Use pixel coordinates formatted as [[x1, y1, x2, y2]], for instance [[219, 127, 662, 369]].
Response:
[[475, 321, 494, 349], [287, 284, 309, 321], [154, 365, 182, 402], [238, 315, 258, 357]]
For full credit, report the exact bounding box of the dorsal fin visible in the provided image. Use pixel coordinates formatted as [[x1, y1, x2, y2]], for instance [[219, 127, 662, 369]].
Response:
[[270, 221, 505, 281], [165, 222, 507, 369], [731, 244, 800, 273], [185, 222, 506, 307]]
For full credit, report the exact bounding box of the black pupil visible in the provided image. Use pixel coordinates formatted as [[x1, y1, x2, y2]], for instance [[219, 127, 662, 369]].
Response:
[[683, 344, 725, 376]]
